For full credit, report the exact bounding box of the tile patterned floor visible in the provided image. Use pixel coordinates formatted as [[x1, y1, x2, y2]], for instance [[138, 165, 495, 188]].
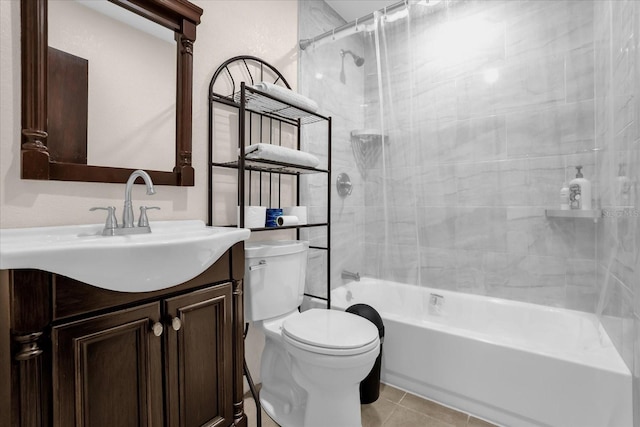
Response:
[[244, 383, 498, 427]]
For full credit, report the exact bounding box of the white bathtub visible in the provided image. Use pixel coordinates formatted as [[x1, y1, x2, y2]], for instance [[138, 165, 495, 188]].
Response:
[[330, 278, 632, 427]]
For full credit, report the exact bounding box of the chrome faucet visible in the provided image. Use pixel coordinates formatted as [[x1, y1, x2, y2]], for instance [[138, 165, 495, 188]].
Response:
[[123, 170, 156, 228], [429, 293, 445, 315], [341, 270, 360, 282], [90, 170, 159, 236]]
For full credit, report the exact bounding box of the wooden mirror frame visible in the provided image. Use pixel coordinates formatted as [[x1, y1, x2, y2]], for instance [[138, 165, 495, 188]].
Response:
[[20, 0, 203, 185]]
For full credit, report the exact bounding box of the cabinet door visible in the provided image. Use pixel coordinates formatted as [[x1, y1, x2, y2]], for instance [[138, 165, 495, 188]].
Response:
[[52, 302, 163, 427], [164, 283, 234, 427]]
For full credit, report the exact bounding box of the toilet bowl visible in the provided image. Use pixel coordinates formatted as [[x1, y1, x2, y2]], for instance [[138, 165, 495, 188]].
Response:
[[244, 241, 380, 427]]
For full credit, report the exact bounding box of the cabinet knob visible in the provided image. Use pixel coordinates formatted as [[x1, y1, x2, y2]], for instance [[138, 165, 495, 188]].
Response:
[[171, 317, 182, 331], [151, 322, 164, 337]]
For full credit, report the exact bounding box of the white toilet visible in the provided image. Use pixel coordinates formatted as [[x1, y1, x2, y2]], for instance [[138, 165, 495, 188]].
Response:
[[244, 240, 380, 427]]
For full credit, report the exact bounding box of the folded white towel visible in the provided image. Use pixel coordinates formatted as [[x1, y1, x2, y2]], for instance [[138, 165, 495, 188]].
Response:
[[241, 144, 320, 168], [250, 82, 319, 112]]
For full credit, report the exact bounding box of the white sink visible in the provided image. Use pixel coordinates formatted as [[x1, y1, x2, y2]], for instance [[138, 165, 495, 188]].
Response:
[[0, 220, 250, 292]]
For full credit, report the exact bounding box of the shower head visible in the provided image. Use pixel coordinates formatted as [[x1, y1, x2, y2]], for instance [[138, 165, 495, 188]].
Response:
[[340, 49, 365, 67]]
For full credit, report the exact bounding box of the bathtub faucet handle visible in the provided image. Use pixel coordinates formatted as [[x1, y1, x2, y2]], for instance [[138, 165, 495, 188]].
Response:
[[430, 293, 444, 305], [341, 270, 360, 282], [429, 293, 445, 315]]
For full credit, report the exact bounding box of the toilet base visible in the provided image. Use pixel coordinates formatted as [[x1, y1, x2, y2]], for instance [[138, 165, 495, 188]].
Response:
[[302, 382, 363, 427], [259, 330, 307, 427], [260, 390, 305, 427], [261, 384, 363, 427]]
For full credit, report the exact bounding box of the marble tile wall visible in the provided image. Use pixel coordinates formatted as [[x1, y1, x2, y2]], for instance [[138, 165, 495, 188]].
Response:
[[593, 1, 640, 424], [298, 0, 366, 300], [360, 0, 602, 310]]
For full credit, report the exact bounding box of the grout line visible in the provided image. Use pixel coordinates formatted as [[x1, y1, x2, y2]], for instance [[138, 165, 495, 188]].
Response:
[[394, 390, 485, 427], [380, 405, 400, 427]]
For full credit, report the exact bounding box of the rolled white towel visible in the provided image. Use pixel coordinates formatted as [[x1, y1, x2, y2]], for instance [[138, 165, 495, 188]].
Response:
[[283, 206, 307, 225], [276, 215, 299, 226], [250, 81, 319, 112], [241, 143, 320, 168]]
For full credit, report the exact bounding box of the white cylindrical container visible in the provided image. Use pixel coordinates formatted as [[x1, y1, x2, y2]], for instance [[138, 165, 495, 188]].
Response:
[[617, 164, 631, 206], [283, 206, 308, 225], [560, 183, 570, 210], [237, 206, 267, 228]]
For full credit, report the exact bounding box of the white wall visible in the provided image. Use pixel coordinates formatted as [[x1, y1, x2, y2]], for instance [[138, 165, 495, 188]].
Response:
[[0, 0, 299, 228]]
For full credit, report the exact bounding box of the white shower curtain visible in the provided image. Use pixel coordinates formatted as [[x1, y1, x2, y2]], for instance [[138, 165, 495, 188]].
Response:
[[363, 5, 425, 286], [301, 0, 636, 313]]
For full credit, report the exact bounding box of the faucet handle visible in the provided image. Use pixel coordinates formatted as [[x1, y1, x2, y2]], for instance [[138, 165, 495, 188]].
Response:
[[90, 207, 118, 232], [138, 206, 160, 227]]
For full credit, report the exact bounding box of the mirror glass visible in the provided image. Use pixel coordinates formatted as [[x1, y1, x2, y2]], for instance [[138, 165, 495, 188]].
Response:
[[48, 0, 176, 171]]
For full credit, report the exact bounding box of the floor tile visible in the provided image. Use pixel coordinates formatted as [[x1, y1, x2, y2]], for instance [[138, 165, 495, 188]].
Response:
[[244, 383, 498, 427], [362, 396, 397, 427], [399, 392, 469, 427], [379, 383, 406, 403], [468, 417, 498, 427], [383, 406, 450, 427]]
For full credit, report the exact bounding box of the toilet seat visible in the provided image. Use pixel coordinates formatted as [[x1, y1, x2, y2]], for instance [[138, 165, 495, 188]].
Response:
[[282, 309, 379, 356]]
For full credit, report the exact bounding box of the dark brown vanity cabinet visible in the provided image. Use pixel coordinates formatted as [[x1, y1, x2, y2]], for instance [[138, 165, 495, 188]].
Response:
[[52, 302, 165, 427], [163, 285, 234, 427], [0, 243, 246, 427]]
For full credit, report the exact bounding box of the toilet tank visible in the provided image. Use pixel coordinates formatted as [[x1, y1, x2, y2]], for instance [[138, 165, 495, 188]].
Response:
[[244, 240, 309, 322]]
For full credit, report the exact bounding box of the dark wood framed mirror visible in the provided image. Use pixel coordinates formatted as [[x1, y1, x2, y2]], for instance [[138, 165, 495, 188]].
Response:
[[20, 0, 203, 185]]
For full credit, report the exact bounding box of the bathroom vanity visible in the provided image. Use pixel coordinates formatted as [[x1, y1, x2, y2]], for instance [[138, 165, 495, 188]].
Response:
[[0, 243, 247, 427]]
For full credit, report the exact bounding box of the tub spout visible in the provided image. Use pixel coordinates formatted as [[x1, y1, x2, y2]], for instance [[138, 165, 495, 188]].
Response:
[[341, 270, 360, 282]]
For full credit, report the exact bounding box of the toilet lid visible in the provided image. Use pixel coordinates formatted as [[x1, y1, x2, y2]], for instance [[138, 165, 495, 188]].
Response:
[[282, 309, 378, 351]]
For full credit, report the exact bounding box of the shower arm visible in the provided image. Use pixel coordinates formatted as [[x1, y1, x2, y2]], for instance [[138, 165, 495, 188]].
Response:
[[340, 49, 365, 66], [299, 0, 408, 50]]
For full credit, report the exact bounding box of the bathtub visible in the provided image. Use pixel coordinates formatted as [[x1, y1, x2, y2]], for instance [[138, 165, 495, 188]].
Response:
[[330, 278, 632, 427]]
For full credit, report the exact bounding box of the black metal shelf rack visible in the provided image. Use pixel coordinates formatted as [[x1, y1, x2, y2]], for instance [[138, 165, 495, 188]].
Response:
[[207, 55, 332, 307]]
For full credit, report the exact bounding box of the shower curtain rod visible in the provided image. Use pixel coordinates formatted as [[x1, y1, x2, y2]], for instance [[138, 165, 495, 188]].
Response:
[[298, 0, 409, 50]]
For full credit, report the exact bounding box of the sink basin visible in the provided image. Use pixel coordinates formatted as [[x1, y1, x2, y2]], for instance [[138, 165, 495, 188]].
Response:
[[0, 220, 250, 292]]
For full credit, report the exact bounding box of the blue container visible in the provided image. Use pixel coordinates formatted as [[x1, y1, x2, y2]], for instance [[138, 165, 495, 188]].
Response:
[[265, 208, 283, 227]]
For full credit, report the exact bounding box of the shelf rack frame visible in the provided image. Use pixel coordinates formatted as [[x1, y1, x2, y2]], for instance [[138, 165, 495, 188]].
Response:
[[207, 55, 332, 308]]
